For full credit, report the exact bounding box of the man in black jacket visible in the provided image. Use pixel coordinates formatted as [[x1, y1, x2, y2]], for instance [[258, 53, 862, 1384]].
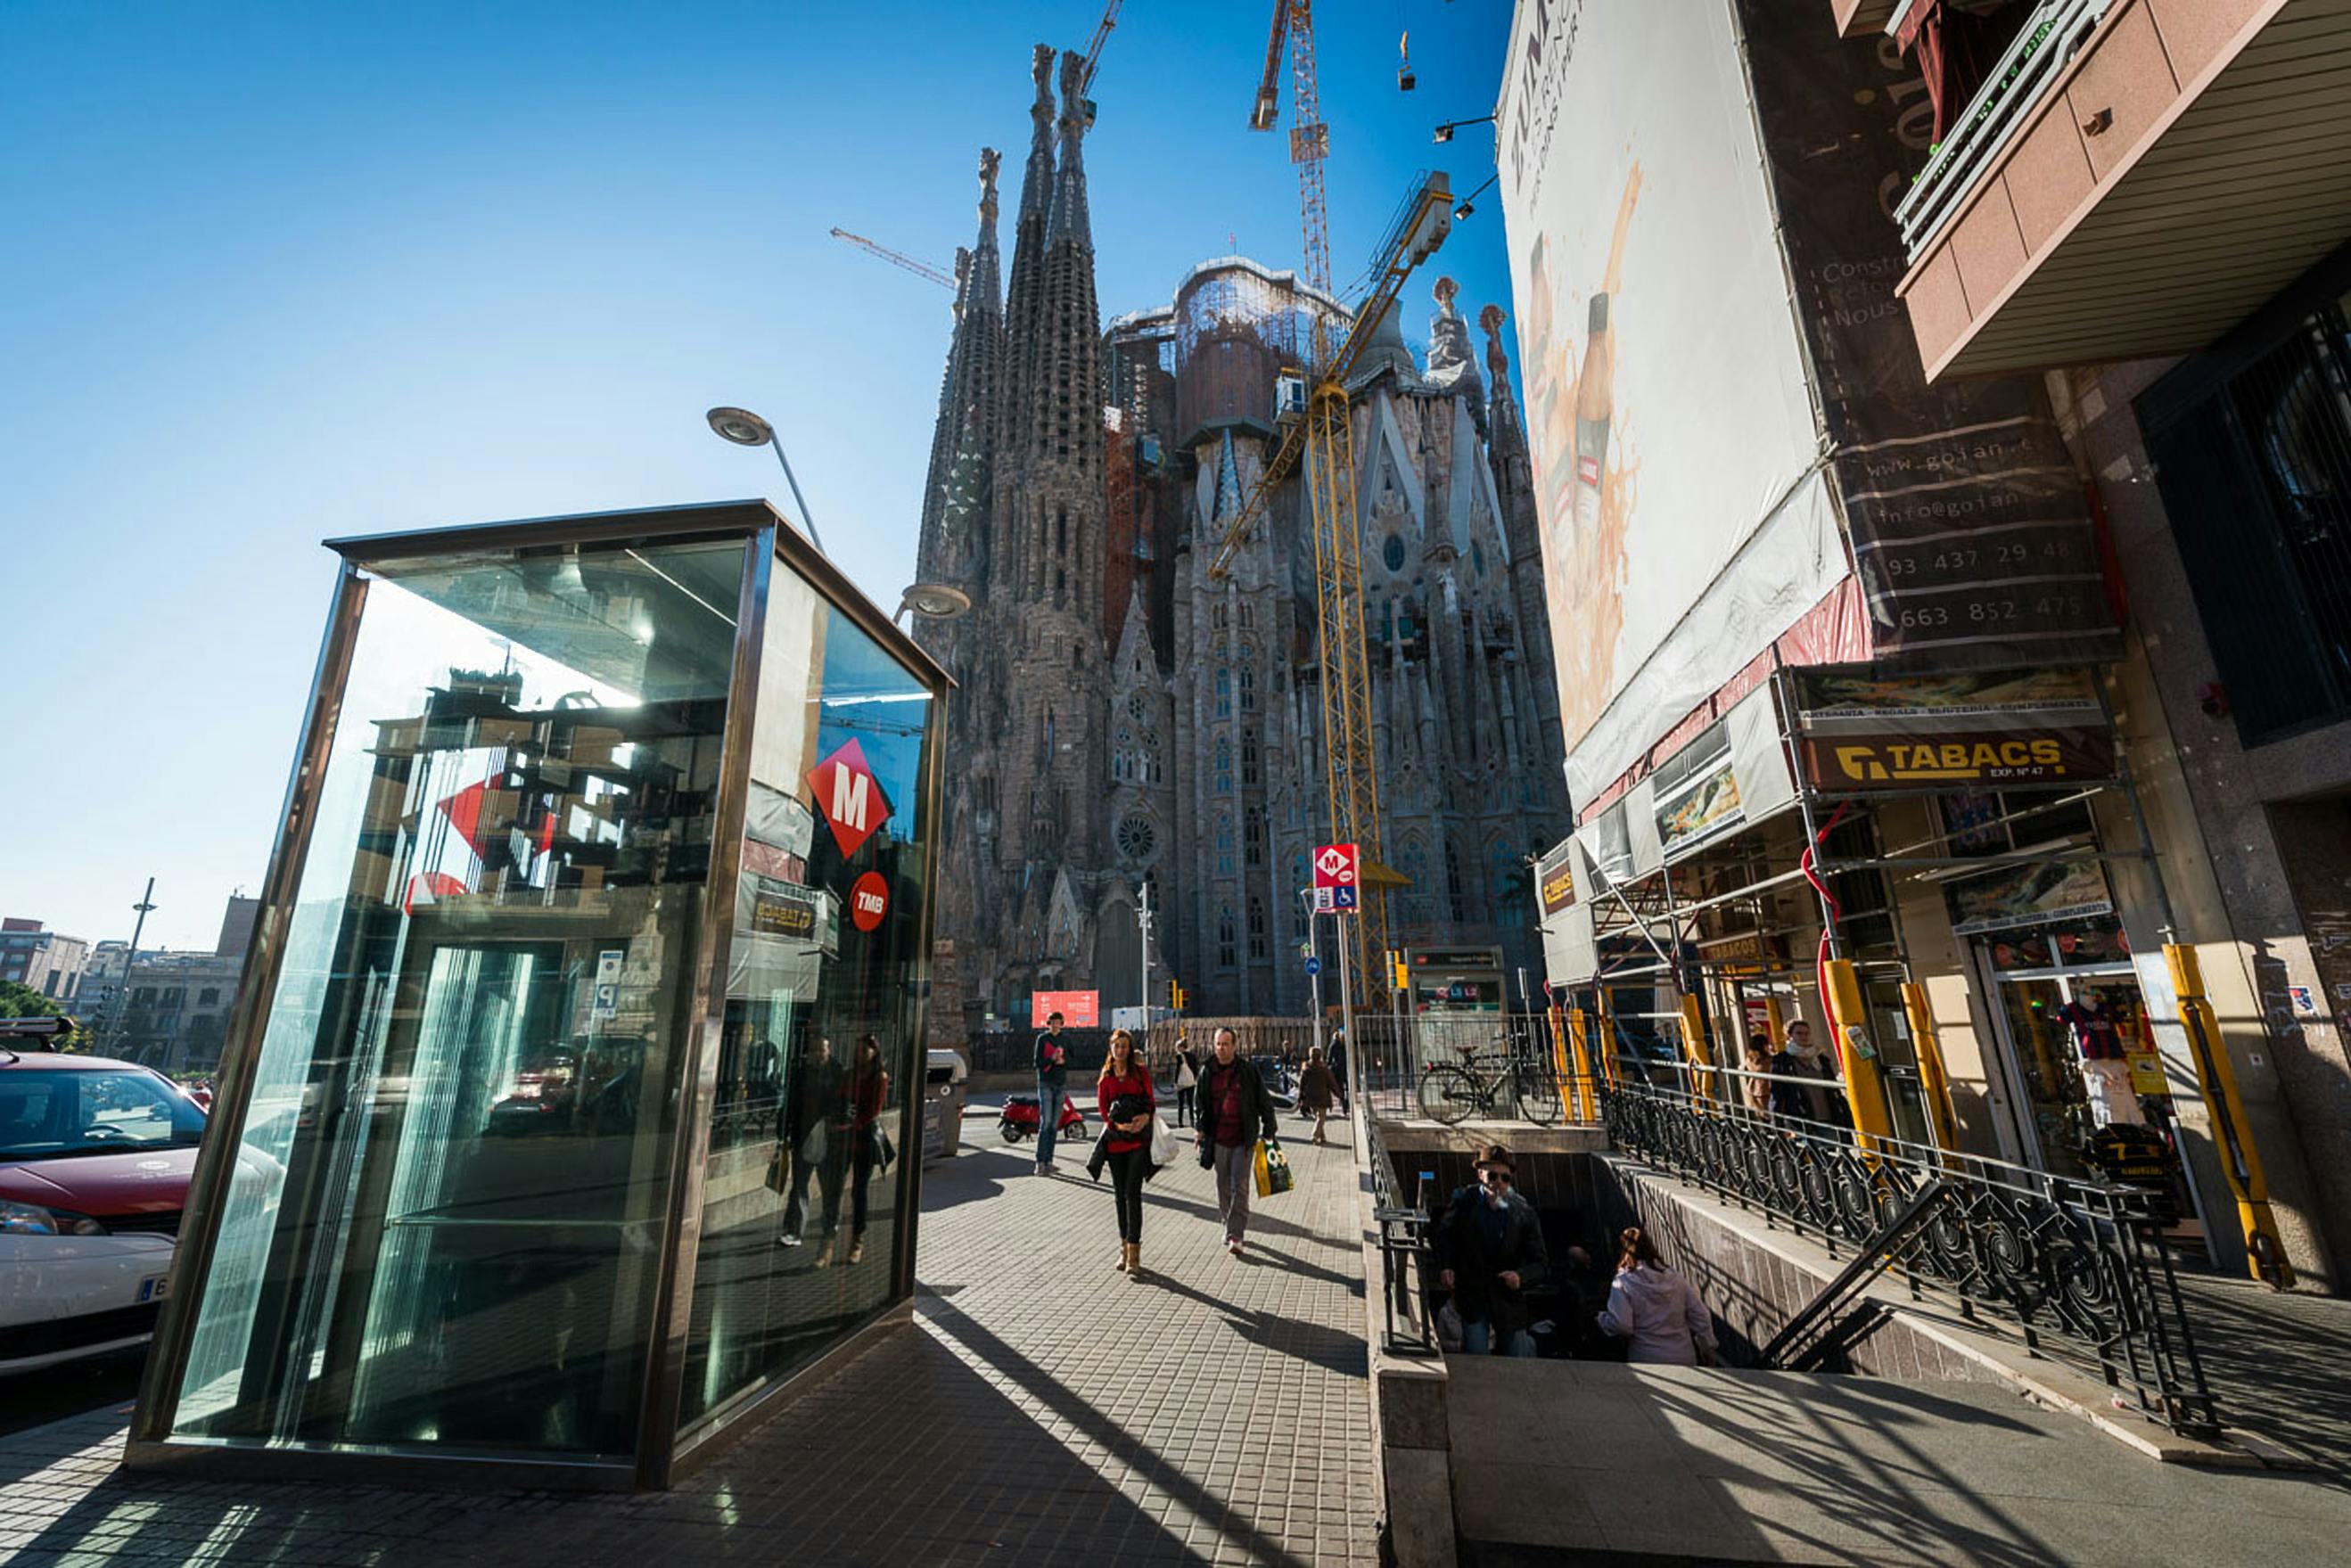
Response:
[[1196, 1027, 1278, 1257], [1033, 1011, 1070, 1175], [1435, 1143, 1550, 1356]]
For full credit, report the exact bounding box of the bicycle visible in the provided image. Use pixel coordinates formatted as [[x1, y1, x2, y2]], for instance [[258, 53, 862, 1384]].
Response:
[[1416, 1044, 1561, 1126]]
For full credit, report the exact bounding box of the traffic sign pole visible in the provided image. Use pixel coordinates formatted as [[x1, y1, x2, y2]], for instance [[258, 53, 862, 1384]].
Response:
[[1337, 926, 1359, 1113]]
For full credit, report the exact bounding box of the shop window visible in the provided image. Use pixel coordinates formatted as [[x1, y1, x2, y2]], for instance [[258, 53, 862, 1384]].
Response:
[[2141, 275, 2351, 743]]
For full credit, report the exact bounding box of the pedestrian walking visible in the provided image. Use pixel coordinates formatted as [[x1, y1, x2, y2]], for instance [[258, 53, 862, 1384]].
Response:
[[1033, 1009, 1070, 1174], [1783, 1019, 1851, 1129], [775, 1035, 843, 1250], [1091, 1029, 1157, 1280], [1172, 1038, 1200, 1129], [1196, 1026, 1278, 1258], [817, 1034, 891, 1268], [1297, 1045, 1340, 1145], [1765, 1033, 1811, 1121], [1740, 1033, 1773, 1117], [1597, 1226, 1719, 1366], [1434, 1143, 1550, 1357]]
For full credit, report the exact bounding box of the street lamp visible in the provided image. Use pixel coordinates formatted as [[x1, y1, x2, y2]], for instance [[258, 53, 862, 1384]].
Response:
[[894, 582, 974, 626], [1433, 113, 1495, 144], [1451, 171, 1500, 222], [705, 406, 828, 556]]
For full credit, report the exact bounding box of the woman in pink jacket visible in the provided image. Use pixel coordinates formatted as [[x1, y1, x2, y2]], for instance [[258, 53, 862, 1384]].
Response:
[[1598, 1227, 1719, 1366]]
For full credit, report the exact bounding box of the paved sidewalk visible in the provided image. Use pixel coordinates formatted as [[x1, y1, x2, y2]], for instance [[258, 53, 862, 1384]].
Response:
[[0, 1108, 1376, 1568]]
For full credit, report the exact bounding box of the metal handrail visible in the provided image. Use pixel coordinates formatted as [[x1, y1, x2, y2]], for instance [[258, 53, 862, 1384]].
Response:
[[1363, 1109, 1436, 1355], [1599, 1071, 2219, 1437], [1893, 0, 2116, 257]]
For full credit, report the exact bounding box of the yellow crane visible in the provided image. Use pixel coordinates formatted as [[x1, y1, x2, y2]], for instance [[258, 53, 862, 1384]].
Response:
[[1218, 0, 1453, 1005]]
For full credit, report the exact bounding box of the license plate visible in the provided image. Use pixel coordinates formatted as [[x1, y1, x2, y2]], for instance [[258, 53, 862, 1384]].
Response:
[[137, 1275, 171, 1303]]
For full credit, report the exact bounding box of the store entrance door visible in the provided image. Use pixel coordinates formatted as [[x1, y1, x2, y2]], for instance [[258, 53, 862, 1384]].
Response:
[[1976, 924, 2205, 1244]]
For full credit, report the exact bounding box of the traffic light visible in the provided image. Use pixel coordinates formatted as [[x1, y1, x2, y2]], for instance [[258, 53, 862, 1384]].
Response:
[[1388, 950, 1409, 991], [1168, 980, 1187, 1012]]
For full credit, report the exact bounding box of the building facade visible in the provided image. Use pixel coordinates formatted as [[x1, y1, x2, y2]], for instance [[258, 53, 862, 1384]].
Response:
[[0, 917, 90, 1003], [915, 46, 1570, 1031], [63, 894, 257, 1071], [1508, 0, 2351, 1292]]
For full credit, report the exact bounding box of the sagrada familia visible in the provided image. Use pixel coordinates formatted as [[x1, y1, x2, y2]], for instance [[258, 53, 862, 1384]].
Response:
[[914, 45, 1569, 1033]]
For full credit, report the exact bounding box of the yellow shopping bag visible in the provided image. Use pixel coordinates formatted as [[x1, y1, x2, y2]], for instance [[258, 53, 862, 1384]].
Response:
[[1254, 1137, 1295, 1198]]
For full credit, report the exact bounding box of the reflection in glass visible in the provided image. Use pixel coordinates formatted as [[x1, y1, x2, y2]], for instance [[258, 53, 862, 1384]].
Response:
[[169, 538, 744, 1460], [679, 597, 934, 1436]]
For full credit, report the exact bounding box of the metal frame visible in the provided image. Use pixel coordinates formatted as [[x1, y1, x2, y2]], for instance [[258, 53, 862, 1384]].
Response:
[[127, 501, 951, 1491]]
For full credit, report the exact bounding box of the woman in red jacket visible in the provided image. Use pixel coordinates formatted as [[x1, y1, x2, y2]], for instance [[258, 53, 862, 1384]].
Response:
[[1096, 1029, 1156, 1281], [818, 1033, 891, 1268]]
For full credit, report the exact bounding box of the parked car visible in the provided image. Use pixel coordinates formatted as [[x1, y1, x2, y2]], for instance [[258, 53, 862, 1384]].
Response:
[[0, 1049, 205, 1376]]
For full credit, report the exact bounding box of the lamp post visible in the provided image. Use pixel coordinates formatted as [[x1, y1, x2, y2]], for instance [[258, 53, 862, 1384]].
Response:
[[706, 406, 828, 555], [1432, 113, 1495, 144], [107, 877, 156, 1062]]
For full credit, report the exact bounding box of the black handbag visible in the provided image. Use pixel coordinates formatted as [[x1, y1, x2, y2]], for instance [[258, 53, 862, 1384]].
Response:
[[871, 1129, 896, 1170]]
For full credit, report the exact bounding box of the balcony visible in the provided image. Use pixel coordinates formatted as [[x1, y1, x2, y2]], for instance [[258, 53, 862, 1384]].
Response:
[[1891, 0, 2351, 380]]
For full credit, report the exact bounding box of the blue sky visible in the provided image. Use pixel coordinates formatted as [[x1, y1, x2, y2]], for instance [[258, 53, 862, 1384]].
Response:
[[0, 0, 1520, 952]]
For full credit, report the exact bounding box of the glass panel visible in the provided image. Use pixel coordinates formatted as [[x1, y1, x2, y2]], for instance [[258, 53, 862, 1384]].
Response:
[[679, 582, 935, 1437], [169, 536, 747, 1462], [1992, 978, 2090, 1180]]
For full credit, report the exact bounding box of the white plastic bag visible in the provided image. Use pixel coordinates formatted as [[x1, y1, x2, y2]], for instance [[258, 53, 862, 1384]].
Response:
[[1148, 1114, 1179, 1167]]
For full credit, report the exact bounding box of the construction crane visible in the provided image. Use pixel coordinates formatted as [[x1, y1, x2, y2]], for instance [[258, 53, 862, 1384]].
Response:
[[829, 226, 957, 291], [1078, 0, 1122, 95], [1224, 0, 1454, 1006]]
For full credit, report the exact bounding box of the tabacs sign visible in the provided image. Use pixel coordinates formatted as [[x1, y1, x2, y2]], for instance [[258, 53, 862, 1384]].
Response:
[[1794, 668, 2116, 792], [1535, 838, 1578, 916]]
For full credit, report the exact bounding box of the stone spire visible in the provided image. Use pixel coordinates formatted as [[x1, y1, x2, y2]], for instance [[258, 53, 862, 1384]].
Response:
[[1425, 275, 1484, 410], [916, 147, 1006, 595], [1481, 301, 1566, 772], [997, 44, 1059, 472], [1047, 46, 1093, 250]]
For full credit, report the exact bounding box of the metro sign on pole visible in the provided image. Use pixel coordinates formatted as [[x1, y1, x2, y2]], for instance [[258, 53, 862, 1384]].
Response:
[[1313, 842, 1360, 916]]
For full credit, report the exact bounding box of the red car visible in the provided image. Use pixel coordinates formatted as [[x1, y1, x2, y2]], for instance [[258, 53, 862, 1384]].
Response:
[[1, 1050, 206, 1375]]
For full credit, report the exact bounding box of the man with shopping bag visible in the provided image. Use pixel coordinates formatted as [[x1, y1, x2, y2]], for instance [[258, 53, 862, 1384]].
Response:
[[1196, 1027, 1278, 1258]]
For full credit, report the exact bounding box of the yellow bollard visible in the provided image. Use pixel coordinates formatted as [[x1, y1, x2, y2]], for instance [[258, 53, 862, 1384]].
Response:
[[1821, 959, 1895, 1150], [1568, 1007, 1597, 1122], [2166, 943, 2294, 1287], [1901, 981, 1961, 1155], [1679, 993, 1717, 1104]]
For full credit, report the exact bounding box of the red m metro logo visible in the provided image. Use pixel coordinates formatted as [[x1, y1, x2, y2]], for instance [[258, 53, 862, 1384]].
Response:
[[806, 737, 888, 858]]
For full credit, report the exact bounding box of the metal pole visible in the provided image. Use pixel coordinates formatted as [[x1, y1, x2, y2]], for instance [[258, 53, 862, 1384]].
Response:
[[1337, 922, 1360, 1112], [109, 877, 157, 1062], [1137, 880, 1155, 1022], [766, 434, 828, 555], [1303, 892, 1325, 1063]]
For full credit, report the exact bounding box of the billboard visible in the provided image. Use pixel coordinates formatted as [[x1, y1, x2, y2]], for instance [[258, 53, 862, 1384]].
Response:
[[1497, 0, 1847, 805], [1792, 668, 2117, 792], [1031, 990, 1099, 1028], [1738, 1, 2119, 672]]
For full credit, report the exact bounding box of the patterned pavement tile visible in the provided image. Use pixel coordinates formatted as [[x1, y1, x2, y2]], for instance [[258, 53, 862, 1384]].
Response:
[[0, 1104, 1378, 1567]]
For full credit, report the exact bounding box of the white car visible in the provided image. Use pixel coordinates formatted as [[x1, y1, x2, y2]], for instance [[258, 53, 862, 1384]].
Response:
[[1, 1051, 203, 1376]]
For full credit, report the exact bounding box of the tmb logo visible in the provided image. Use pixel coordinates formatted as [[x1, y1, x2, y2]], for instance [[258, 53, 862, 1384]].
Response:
[[850, 872, 891, 933], [807, 737, 890, 859]]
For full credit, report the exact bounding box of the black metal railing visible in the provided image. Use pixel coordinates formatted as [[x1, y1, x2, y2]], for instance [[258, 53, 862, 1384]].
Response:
[[1599, 1073, 2220, 1438], [1362, 1109, 1435, 1356]]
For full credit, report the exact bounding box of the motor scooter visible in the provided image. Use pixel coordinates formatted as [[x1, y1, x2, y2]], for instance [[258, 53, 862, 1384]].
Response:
[[998, 1093, 1088, 1145]]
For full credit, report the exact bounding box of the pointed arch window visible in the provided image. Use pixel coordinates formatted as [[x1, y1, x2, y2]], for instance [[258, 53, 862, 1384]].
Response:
[[1214, 737, 1233, 794], [1246, 897, 1269, 961], [1215, 669, 1232, 719], [1217, 906, 1237, 969], [1491, 839, 1525, 928], [1444, 838, 1467, 924], [1238, 601, 1254, 628], [1245, 805, 1266, 866], [1216, 812, 1235, 877]]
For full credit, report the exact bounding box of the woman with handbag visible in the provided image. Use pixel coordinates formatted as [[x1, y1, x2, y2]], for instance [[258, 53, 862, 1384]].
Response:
[[1095, 1029, 1157, 1280], [1172, 1038, 1200, 1129], [818, 1033, 892, 1268]]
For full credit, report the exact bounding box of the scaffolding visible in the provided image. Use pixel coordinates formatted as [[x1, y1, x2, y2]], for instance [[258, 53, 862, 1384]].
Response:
[[1171, 257, 1346, 448]]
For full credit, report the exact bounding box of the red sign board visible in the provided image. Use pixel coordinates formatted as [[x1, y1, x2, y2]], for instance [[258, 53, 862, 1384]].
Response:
[[849, 872, 890, 932], [1312, 842, 1359, 889], [807, 737, 888, 859], [1032, 990, 1100, 1028]]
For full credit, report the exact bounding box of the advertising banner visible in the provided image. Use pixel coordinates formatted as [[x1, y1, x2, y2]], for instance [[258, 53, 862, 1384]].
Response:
[[1738, 0, 2121, 668], [1032, 990, 1100, 1028], [1496, 0, 1847, 805], [1947, 858, 2116, 937], [1793, 668, 2116, 792]]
